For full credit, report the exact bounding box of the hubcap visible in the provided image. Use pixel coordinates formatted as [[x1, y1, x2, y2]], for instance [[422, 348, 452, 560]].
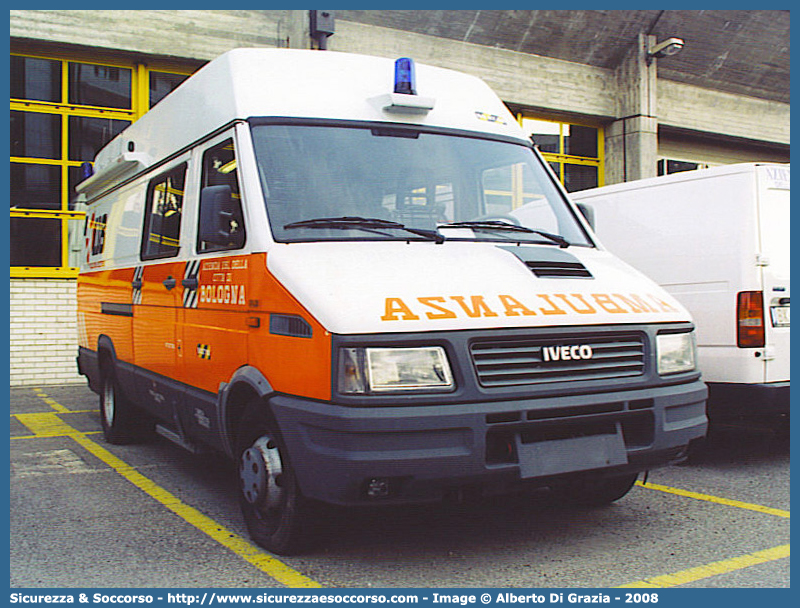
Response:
[[102, 377, 115, 425], [239, 436, 284, 510]]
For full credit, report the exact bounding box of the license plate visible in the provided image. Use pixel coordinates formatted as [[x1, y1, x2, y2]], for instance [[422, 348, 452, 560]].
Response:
[[771, 306, 790, 327], [517, 432, 628, 479]]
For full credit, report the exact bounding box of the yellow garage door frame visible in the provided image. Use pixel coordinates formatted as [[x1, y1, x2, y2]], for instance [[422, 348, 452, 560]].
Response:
[[10, 44, 195, 279]]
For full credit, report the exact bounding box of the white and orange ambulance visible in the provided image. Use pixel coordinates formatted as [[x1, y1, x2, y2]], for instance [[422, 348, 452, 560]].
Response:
[[76, 48, 707, 554]]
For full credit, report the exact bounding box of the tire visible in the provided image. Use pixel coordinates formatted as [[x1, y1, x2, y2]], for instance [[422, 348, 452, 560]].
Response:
[[551, 473, 639, 507], [236, 401, 314, 555], [99, 362, 151, 445]]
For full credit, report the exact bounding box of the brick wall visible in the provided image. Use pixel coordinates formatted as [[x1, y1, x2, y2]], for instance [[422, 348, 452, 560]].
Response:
[[10, 279, 84, 386]]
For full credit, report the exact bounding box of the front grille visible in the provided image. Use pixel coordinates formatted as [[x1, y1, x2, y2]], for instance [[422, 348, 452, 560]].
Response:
[[471, 333, 646, 388]]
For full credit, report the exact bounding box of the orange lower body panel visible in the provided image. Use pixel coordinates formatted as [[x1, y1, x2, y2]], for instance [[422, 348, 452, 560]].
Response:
[[78, 252, 332, 401]]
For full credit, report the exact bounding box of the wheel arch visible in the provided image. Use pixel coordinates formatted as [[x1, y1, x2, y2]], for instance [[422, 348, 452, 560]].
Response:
[[219, 365, 275, 458], [96, 334, 119, 370]]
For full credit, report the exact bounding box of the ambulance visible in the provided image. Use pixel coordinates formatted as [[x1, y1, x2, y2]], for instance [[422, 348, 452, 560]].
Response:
[[76, 48, 707, 554]]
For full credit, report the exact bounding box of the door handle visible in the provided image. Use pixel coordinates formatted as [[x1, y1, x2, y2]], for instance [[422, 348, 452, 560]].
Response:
[[132, 279, 143, 289], [162, 276, 177, 290], [182, 277, 199, 290]]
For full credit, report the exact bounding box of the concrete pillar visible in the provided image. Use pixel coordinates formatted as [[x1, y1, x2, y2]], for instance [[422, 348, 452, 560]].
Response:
[[605, 33, 659, 184], [283, 10, 312, 49]]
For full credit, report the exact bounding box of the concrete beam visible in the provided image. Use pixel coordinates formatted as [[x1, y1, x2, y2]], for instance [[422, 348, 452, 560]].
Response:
[[10, 10, 310, 61], [658, 80, 789, 146]]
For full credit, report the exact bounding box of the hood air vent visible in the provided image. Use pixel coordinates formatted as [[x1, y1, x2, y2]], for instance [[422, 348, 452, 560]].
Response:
[[525, 260, 592, 278], [497, 245, 593, 279]]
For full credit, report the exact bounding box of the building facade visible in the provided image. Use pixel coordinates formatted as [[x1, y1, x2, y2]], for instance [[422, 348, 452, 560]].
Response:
[[9, 10, 790, 385]]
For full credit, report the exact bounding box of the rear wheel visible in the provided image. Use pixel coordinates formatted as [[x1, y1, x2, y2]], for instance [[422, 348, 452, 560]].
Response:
[[99, 363, 150, 444], [236, 402, 313, 555], [551, 473, 639, 507]]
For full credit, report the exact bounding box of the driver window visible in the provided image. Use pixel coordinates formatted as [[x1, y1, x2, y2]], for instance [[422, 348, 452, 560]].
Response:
[[482, 163, 559, 232], [198, 139, 246, 252]]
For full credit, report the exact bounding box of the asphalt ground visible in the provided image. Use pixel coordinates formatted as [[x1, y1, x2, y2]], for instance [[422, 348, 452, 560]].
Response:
[[9, 383, 790, 589]]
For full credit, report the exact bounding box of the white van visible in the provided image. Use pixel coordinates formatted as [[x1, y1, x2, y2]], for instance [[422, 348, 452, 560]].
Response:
[[76, 49, 707, 554], [574, 164, 789, 424]]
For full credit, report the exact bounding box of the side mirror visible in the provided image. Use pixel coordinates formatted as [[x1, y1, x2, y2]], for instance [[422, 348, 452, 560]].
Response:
[[199, 185, 244, 248], [577, 203, 595, 230]]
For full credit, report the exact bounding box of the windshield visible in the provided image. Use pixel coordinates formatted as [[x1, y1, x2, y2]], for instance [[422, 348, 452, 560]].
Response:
[[251, 124, 593, 247]]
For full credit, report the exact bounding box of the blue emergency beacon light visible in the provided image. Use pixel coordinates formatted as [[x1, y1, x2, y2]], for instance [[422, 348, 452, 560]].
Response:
[[394, 58, 417, 95]]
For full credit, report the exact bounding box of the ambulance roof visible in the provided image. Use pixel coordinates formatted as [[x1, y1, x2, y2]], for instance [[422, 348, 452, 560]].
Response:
[[89, 48, 527, 185]]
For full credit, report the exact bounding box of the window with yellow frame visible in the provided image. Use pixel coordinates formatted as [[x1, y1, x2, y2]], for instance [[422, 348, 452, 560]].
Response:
[[518, 116, 603, 193], [10, 48, 195, 278]]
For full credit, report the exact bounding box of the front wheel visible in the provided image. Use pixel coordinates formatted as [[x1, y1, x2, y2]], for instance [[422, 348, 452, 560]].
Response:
[[551, 473, 639, 507], [236, 403, 313, 555]]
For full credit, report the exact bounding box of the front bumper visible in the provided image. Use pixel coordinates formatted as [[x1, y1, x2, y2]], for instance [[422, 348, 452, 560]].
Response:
[[269, 379, 707, 505]]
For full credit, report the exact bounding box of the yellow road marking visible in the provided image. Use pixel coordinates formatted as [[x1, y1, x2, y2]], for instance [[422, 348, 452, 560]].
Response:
[[12, 431, 103, 440], [618, 544, 790, 588], [69, 432, 321, 588], [14, 409, 322, 589], [637, 480, 790, 519], [32, 388, 71, 413], [16, 392, 789, 589], [15, 413, 79, 437]]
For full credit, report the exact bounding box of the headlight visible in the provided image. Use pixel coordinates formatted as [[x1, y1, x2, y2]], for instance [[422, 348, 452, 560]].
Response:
[[656, 331, 697, 375], [338, 346, 454, 394]]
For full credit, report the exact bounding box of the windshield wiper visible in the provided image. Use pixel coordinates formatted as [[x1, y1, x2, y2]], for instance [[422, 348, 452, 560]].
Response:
[[437, 220, 570, 248], [283, 216, 444, 243]]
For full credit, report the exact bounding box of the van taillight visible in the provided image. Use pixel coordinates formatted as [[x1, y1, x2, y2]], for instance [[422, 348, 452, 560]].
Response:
[[737, 291, 765, 348]]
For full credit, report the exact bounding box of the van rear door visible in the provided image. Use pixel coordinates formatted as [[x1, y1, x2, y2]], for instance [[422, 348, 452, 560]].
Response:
[[756, 165, 790, 383]]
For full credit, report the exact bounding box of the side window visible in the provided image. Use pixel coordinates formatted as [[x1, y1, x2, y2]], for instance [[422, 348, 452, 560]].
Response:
[[197, 139, 245, 253], [141, 163, 186, 259]]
